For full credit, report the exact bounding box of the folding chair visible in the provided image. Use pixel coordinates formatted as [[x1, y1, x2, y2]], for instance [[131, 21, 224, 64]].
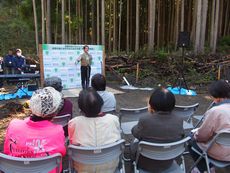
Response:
[[0, 153, 62, 173], [172, 103, 199, 129], [189, 130, 230, 173], [133, 137, 191, 173], [52, 114, 71, 127], [119, 107, 148, 135], [68, 139, 126, 173]]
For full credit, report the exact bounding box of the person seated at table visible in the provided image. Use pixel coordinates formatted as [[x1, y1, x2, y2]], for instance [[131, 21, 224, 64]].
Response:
[[4, 87, 66, 173], [44, 76, 73, 136], [3, 48, 16, 74], [189, 80, 230, 173], [131, 87, 184, 172], [91, 73, 116, 113], [15, 48, 26, 74], [68, 88, 121, 173]]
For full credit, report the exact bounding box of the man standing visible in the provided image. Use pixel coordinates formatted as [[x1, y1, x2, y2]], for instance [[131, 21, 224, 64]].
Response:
[[15, 49, 26, 74], [76, 45, 92, 89], [3, 49, 16, 74]]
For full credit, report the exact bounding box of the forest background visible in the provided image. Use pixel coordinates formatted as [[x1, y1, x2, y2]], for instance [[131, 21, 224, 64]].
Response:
[[0, 0, 230, 87]]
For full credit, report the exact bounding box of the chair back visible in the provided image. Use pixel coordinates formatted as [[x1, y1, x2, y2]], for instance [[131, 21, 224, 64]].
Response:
[[172, 103, 199, 121], [120, 107, 148, 122], [215, 131, 230, 147], [136, 137, 190, 162], [68, 139, 125, 165], [52, 114, 71, 127], [0, 153, 62, 173]]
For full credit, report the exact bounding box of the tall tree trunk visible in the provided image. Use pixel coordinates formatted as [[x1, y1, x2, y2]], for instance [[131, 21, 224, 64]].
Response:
[[191, 0, 198, 43], [97, 0, 100, 44], [195, 0, 202, 54], [223, 0, 229, 36], [200, 0, 208, 53], [91, 0, 96, 44], [68, 0, 72, 43], [210, 0, 216, 48], [118, 0, 123, 52], [41, 0, 45, 43], [218, 0, 223, 37], [101, 0, 105, 46], [84, 0, 88, 43], [126, 0, 130, 52], [174, 0, 180, 49], [180, 0, 184, 31], [32, 0, 39, 55], [148, 0, 156, 51], [46, 0, 51, 43], [113, 0, 117, 51], [135, 0, 140, 51], [212, 0, 219, 53], [157, 0, 161, 48], [108, 0, 112, 52], [61, 0, 65, 43], [54, 1, 59, 44]]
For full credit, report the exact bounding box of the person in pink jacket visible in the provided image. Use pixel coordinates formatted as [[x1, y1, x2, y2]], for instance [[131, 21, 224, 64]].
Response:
[[4, 87, 66, 173]]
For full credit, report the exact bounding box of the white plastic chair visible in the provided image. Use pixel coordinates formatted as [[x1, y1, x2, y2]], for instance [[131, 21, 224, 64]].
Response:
[[0, 153, 62, 173], [133, 137, 191, 173], [52, 114, 71, 127], [68, 139, 126, 173], [119, 107, 148, 135], [172, 103, 199, 129], [189, 130, 230, 173]]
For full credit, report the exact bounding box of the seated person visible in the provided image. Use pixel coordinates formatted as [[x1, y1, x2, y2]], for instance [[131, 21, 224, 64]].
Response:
[[4, 87, 66, 173], [44, 76, 73, 136], [131, 87, 184, 172], [14, 49, 26, 74], [91, 73, 116, 113], [68, 88, 121, 173], [3, 48, 16, 74], [189, 80, 230, 173]]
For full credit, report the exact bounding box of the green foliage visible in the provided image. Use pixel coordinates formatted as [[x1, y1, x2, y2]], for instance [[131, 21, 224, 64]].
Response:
[[0, 4, 35, 56], [217, 36, 230, 53]]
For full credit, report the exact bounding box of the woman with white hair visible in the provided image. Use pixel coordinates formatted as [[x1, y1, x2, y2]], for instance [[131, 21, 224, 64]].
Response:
[[4, 87, 66, 173]]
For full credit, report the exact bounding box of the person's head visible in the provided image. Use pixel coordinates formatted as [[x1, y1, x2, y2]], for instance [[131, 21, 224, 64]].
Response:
[[91, 73, 106, 91], [148, 87, 175, 112], [208, 80, 230, 103], [29, 87, 64, 120], [83, 45, 89, 53], [44, 76, 63, 92], [78, 88, 104, 117], [8, 49, 13, 55], [16, 49, 22, 56]]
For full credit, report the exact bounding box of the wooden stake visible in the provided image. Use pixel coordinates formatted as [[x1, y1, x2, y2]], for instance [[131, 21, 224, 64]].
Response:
[[136, 63, 140, 83]]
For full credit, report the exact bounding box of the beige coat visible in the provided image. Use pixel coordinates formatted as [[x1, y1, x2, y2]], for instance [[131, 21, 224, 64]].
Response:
[[195, 103, 230, 161]]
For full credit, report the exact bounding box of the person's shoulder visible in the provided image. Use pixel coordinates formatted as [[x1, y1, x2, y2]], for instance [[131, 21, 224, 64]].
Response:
[[64, 98, 73, 106], [69, 116, 83, 124], [104, 113, 119, 121], [8, 118, 26, 130]]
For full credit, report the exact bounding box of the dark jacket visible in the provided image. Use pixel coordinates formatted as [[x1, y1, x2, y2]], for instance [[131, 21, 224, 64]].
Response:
[[131, 111, 184, 172], [3, 55, 16, 67], [15, 55, 26, 69]]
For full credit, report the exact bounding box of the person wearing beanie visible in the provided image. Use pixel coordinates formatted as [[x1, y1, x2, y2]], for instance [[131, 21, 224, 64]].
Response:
[[4, 87, 66, 173]]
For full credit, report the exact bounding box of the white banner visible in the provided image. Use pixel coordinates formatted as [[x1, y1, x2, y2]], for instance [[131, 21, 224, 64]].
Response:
[[42, 44, 104, 89]]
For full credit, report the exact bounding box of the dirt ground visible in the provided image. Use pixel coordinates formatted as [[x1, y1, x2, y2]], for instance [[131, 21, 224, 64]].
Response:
[[0, 82, 229, 173]]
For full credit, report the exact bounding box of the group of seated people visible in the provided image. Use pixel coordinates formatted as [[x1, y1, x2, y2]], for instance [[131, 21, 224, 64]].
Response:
[[1, 75, 230, 173], [0, 48, 26, 75]]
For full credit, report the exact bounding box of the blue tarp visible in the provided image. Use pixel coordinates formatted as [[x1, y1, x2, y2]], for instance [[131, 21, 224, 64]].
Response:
[[0, 87, 34, 100], [167, 86, 197, 96]]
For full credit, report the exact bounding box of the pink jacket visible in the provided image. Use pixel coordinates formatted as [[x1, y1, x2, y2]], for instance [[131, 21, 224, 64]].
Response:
[[4, 118, 66, 172]]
